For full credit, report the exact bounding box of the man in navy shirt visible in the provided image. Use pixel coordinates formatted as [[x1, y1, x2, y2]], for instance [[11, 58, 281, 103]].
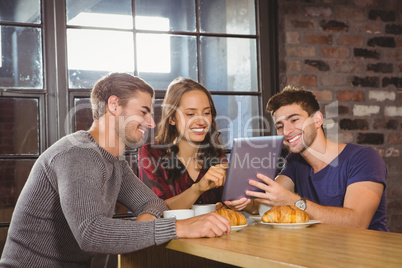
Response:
[[226, 85, 388, 231]]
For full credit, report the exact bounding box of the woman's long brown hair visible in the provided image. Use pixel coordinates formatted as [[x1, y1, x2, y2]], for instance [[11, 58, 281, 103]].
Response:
[[155, 77, 224, 183]]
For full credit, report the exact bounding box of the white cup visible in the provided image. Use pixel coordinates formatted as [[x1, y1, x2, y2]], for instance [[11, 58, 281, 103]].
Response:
[[259, 203, 273, 217], [163, 209, 195, 220], [192, 204, 216, 216]]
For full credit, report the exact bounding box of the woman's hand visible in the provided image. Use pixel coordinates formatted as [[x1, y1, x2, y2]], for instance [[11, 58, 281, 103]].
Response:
[[215, 202, 225, 210], [196, 163, 228, 193], [224, 198, 251, 211], [165, 163, 228, 210]]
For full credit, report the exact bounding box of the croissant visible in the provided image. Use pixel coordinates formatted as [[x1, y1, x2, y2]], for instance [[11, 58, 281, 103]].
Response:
[[214, 208, 247, 226], [262, 205, 309, 223]]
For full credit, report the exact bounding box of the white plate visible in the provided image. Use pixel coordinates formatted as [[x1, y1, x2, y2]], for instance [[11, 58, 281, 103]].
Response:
[[249, 216, 262, 222], [260, 220, 320, 229], [231, 224, 248, 232]]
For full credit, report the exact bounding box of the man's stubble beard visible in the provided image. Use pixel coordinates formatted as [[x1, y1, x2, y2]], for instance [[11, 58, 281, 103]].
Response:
[[288, 123, 317, 154], [115, 112, 144, 148]]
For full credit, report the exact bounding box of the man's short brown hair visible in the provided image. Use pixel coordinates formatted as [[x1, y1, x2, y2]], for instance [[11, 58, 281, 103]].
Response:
[[90, 72, 154, 120], [266, 85, 320, 116]]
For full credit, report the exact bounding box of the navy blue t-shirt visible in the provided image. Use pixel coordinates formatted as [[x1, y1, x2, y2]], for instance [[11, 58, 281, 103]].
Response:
[[279, 143, 388, 231]]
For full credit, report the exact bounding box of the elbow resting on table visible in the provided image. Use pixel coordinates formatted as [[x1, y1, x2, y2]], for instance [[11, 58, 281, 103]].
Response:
[[347, 211, 371, 229], [74, 223, 116, 254]]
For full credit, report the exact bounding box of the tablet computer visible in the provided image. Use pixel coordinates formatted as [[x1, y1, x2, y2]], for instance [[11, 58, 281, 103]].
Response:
[[222, 135, 284, 201]]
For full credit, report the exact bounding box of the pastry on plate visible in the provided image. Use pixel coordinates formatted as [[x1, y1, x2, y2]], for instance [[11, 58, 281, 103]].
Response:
[[262, 205, 309, 223], [215, 208, 247, 226]]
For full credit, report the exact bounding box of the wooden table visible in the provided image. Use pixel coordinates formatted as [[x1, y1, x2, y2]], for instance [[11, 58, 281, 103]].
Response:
[[119, 222, 402, 267]]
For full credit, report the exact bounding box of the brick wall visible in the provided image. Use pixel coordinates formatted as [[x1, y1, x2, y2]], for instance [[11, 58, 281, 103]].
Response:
[[276, 0, 402, 232]]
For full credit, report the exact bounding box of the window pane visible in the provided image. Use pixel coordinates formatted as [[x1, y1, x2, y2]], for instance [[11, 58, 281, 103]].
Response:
[[137, 34, 197, 90], [73, 98, 93, 132], [0, 98, 39, 155], [135, 0, 195, 32], [200, 37, 258, 92], [67, 29, 134, 88], [200, 0, 256, 35], [66, 0, 132, 29], [0, 26, 43, 89], [0, 0, 41, 24], [0, 159, 35, 222], [212, 95, 261, 148]]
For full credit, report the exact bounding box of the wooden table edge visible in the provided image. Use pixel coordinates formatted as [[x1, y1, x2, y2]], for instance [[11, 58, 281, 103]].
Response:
[[166, 238, 305, 268]]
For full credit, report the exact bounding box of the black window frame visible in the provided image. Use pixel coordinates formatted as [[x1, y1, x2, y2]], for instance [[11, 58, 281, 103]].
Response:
[[0, 0, 279, 225]]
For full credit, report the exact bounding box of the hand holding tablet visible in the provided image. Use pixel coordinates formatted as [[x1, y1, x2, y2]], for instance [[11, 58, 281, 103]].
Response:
[[222, 136, 284, 201]]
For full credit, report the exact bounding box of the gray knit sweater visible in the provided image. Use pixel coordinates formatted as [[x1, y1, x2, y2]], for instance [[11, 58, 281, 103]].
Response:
[[0, 131, 177, 267]]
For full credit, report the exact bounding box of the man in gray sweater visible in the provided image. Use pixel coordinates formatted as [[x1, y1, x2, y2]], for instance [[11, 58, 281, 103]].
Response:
[[0, 73, 230, 267]]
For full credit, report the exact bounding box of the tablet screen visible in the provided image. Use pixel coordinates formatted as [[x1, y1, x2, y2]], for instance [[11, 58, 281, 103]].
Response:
[[222, 135, 284, 201]]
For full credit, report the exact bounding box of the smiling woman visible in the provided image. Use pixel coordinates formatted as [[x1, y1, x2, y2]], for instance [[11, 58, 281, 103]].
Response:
[[169, 90, 213, 145], [138, 78, 228, 210]]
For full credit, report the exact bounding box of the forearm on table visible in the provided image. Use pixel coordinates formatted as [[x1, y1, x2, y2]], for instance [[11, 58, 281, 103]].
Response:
[[119, 174, 168, 216], [305, 201, 371, 229], [307, 181, 382, 228], [165, 183, 204, 209]]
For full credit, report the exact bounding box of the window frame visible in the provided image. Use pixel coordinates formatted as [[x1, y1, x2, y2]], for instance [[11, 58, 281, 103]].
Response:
[[0, 0, 279, 224], [0, 0, 279, 155], [60, 0, 279, 141]]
